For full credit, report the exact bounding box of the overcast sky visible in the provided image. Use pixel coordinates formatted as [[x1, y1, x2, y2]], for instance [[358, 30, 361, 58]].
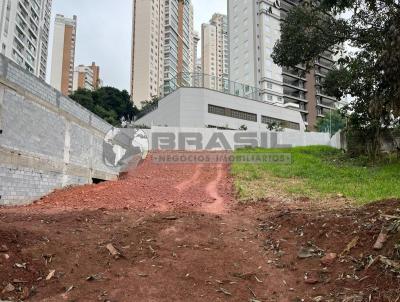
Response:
[[47, 0, 227, 92]]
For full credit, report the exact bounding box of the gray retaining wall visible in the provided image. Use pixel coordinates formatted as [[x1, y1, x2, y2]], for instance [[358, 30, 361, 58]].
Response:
[[0, 54, 118, 205]]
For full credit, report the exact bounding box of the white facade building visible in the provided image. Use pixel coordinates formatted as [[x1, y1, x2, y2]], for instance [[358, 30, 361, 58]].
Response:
[[131, 0, 195, 108], [201, 13, 229, 90], [0, 0, 52, 80], [228, 0, 338, 130], [135, 87, 305, 132], [131, 0, 165, 107], [228, 0, 283, 104]]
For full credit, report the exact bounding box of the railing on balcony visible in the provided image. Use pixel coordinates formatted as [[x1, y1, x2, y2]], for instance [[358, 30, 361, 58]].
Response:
[[283, 78, 305, 89], [159, 72, 264, 102], [282, 67, 306, 79], [317, 97, 336, 108]]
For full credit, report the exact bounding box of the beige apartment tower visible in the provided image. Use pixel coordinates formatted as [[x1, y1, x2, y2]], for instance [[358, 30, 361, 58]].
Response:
[[131, 0, 194, 108], [50, 14, 77, 96], [72, 62, 101, 92], [131, 0, 165, 108], [201, 14, 229, 90]]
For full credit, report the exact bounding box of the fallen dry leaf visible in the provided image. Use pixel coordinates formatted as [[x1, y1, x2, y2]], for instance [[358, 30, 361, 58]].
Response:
[[46, 269, 56, 281], [341, 236, 359, 256]]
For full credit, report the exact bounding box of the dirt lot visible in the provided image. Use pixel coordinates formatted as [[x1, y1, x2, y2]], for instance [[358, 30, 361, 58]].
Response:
[[0, 154, 399, 301]]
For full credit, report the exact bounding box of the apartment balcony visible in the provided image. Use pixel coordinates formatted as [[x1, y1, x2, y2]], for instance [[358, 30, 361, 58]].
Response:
[[283, 94, 308, 113], [316, 91, 337, 103], [283, 93, 307, 104], [12, 50, 24, 65], [14, 30, 26, 45], [13, 38, 25, 54], [315, 57, 334, 70], [287, 104, 308, 114], [282, 77, 307, 92], [280, 0, 296, 13], [29, 20, 38, 33], [317, 107, 333, 117], [315, 66, 331, 78], [20, 0, 30, 10], [282, 67, 306, 80], [18, 3, 29, 19], [319, 53, 334, 63]]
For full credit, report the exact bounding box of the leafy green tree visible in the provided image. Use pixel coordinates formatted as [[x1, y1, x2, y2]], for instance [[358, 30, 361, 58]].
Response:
[[140, 96, 159, 112], [316, 110, 346, 135], [266, 122, 283, 132], [70, 87, 138, 126], [272, 0, 400, 158]]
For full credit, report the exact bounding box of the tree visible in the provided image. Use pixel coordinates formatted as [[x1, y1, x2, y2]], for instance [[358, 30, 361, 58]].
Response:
[[266, 121, 283, 132], [316, 110, 346, 135], [140, 96, 159, 112], [70, 87, 138, 126], [272, 0, 400, 158]]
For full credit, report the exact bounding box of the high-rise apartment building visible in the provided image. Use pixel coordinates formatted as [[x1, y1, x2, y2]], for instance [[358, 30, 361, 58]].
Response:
[[131, 0, 165, 108], [50, 14, 77, 96], [72, 62, 101, 92], [228, 0, 337, 130], [201, 13, 229, 90], [192, 31, 200, 72], [131, 0, 194, 108], [164, 0, 194, 86], [0, 0, 52, 80], [193, 57, 202, 86]]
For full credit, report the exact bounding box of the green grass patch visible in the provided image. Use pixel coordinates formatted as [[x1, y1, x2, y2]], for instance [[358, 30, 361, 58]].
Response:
[[232, 146, 400, 204]]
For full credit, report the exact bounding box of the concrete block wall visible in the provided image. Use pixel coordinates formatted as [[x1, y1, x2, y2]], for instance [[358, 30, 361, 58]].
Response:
[[0, 55, 119, 205]]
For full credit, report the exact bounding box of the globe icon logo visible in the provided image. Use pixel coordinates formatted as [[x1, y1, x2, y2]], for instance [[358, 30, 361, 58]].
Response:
[[103, 128, 149, 172]]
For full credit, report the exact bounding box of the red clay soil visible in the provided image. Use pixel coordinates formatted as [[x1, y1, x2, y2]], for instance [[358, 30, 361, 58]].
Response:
[[0, 153, 399, 301]]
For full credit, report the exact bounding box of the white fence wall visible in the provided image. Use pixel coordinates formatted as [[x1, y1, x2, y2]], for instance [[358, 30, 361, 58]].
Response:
[[144, 127, 341, 150]]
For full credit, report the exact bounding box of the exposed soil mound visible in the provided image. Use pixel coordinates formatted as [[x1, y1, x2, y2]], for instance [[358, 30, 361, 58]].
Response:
[[0, 154, 399, 301]]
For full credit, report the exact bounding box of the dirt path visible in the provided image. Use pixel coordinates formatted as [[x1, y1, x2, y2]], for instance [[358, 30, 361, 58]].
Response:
[[18, 154, 234, 215], [0, 154, 399, 301]]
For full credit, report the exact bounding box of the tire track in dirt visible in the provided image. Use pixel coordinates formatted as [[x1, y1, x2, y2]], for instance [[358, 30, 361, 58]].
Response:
[[174, 164, 203, 192], [203, 164, 227, 214], [11, 153, 233, 214]]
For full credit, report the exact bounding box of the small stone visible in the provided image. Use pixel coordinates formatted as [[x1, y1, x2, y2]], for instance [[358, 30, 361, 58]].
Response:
[[2, 283, 15, 293], [304, 277, 319, 284], [0, 244, 8, 252], [298, 247, 315, 259], [321, 253, 337, 266]]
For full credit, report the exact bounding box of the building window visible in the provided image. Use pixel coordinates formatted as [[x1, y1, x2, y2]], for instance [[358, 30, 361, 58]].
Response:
[[208, 104, 257, 122], [261, 115, 300, 130]]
